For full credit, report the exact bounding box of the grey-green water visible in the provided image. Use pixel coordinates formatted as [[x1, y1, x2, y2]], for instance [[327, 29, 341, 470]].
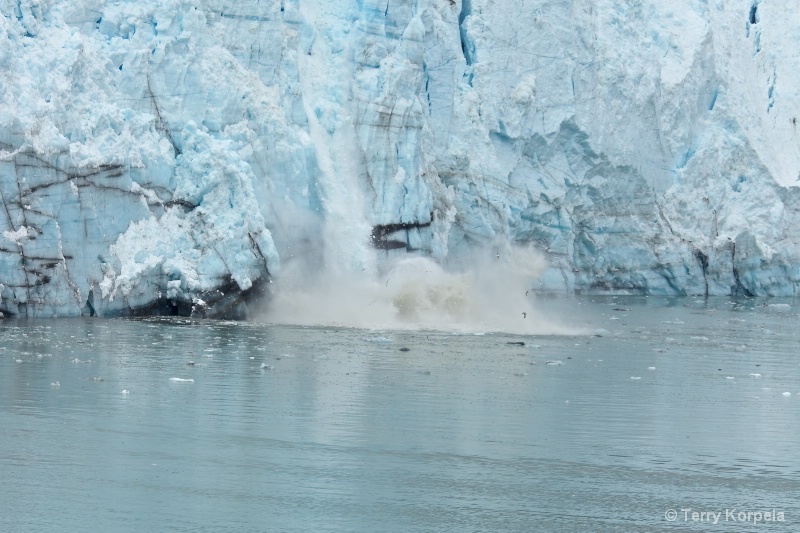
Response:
[[2, 297, 800, 532]]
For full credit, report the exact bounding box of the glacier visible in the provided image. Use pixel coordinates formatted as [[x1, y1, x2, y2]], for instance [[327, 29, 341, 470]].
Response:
[[2, 0, 800, 317]]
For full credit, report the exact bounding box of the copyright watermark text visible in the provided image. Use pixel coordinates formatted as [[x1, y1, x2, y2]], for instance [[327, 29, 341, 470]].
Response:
[[665, 508, 785, 525]]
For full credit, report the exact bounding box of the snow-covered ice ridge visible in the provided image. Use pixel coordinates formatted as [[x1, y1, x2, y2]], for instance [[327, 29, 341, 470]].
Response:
[[2, 0, 800, 317]]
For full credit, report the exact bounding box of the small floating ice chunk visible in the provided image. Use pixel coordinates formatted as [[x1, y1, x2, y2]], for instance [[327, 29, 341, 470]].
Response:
[[169, 377, 194, 383], [71, 358, 81, 364], [15, 359, 22, 363], [749, 373, 761, 378], [202, 354, 214, 358], [782, 392, 792, 397], [545, 360, 564, 366], [121, 390, 130, 395], [647, 366, 656, 370], [768, 303, 791, 312], [367, 336, 393, 343], [473, 333, 486, 336], [260, 363, 273, 370], [690, 336, 709, 341], [630, 376, 641, 380], [725, 376, 735, 380], [50, 381, 60, 388]]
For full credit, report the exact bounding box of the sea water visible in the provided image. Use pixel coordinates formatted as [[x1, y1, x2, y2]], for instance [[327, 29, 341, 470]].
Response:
[[2, 296, 800, 532]]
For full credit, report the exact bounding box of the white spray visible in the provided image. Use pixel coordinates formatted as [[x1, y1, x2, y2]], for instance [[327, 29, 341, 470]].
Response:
[[261, 245, 575, 335]]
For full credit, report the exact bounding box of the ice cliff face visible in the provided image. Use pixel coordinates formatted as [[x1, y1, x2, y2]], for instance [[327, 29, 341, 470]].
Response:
[[2, 0, 800, 317]]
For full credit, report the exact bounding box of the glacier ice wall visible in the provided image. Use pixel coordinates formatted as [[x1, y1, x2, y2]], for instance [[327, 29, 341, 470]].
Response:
[[2, 0, 800, 317]]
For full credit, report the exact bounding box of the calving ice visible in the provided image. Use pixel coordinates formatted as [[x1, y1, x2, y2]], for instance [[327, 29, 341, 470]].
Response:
[[679, 508, 785, 524], [3, 0, 800, 318]]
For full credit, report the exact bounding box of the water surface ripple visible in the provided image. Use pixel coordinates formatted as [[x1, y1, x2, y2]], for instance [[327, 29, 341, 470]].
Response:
[[2, 297, 799, 532]]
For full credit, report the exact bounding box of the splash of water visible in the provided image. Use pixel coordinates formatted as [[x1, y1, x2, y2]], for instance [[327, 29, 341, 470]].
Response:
[[259, 246, 577, 334]]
